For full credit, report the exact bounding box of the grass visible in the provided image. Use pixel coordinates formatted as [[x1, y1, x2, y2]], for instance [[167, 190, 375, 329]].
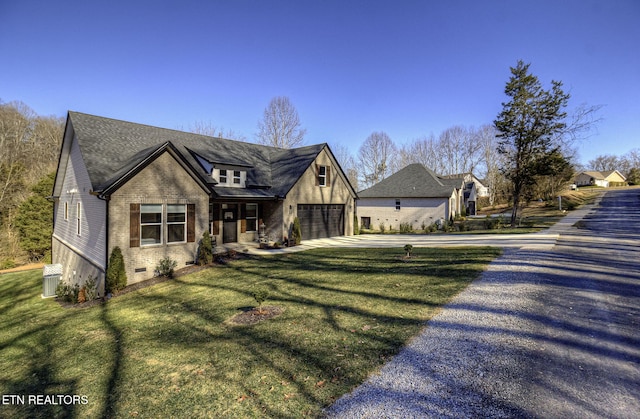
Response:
[[0, 247, 500, 418]]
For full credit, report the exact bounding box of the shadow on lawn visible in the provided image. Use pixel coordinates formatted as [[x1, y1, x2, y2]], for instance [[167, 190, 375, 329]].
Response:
[[0, 247, 497, 418], [0, 312, 80, 418], [99, 302, 124, 419], [132, 248, 496, 415]]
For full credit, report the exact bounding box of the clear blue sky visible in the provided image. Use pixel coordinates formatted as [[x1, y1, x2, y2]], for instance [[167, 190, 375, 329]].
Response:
[[1, 0, 638, 166]]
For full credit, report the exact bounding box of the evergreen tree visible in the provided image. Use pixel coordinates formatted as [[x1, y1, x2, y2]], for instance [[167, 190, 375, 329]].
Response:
[[14, 172, 55, 261], [198, 231, 213, 265], [106, 247, 127, 293], [494, 61, 570, 227], [627, 167, 640, 185], [292, 217, 302, 245]]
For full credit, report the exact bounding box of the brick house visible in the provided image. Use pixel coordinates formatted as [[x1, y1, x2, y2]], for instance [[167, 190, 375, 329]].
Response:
[[357, 164, 461, 231], [51, 112, 357, 294]]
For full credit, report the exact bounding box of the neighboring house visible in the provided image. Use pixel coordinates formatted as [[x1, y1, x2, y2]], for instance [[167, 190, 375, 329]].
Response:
[[357, 164, 461, 230], [574, 170, 627, 188], [601, 170, 627, 187], [51, 112, 357, 293], [440, 173, 482, 215]]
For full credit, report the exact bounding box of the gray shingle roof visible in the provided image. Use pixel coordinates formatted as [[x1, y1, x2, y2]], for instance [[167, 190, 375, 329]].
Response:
[[357, 164, 456, 198], [67, 111, 326, 199]]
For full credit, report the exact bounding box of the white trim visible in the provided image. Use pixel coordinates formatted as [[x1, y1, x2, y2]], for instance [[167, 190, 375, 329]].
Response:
[[76, 202, 82, 236], [318, 165, 327, 187], [166, 203, 187, 244], [246, 203, 258, 232], [140, 204, 163, 246]]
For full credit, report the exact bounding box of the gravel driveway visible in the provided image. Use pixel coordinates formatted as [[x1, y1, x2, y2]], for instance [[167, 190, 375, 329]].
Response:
[[324, 188, 640, 418]]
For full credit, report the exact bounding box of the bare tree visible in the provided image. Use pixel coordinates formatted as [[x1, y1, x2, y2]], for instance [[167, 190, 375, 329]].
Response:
[[256, 96, 306, 148], [397, 134, 443, 174], [186, 120, 247, 142], [0, 101, 63, 263], [556, 103, 603, 147], [588, 154, 620, 172], [357, 131, 397, 189], [329, 142, 359, 191], [619, 148, 640, 176], [439, 125, 483, 175], [476, 124, 506, 206]]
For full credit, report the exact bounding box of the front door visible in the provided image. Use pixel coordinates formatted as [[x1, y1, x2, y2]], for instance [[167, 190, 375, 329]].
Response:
[[222, 204, 238, 243]]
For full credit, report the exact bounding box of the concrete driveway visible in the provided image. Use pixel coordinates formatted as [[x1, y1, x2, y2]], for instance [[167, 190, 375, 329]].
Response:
[[324, 188, 640, 418], [244, 203, 593, 256]]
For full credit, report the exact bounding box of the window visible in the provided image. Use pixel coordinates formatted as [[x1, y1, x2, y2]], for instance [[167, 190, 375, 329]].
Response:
[[233, 170, 241, 184], [395, 200, 401, 211], [167, 204, 186, 243], [64, 202, 68, 221], [318, 165, 327, 187], [131, 204, 195, 247], [140, 204, 162, 245], [219, 169, 227, 184], [246, 203, 258, 232], [76, 203, 82, 235]]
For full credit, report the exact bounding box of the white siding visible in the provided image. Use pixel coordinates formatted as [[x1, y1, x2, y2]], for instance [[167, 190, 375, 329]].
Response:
[[53, 135, 107, 269], [358, 197, 449, 230]]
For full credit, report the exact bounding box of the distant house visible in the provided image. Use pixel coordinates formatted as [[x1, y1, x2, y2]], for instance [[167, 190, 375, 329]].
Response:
[[440, 173, 485, 215], [574, 170, 626, 188], [601, 170, 627, 187], [52, 112, 357, 294], [357, 164, 461, 230]]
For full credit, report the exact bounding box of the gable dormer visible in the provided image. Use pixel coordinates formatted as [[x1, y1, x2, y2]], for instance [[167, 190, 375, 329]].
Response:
[[213, 165, 247, 188]]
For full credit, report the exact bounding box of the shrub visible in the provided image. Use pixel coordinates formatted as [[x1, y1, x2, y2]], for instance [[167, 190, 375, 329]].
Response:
[[484, 216, 506, 230], [56, 281, 80, 303], [198, 231, 213, 265], [83, 275, 98, 301], [252, 287, 269, 309], [292, 217, 302, 245], [403, 244, 413, 257], [156, 257, 178, 278], [353, 214, 360, 235], [106, 247, 127, 294], [379, 222, 386, 233], [0, 259, 16, 270], [399, 222, 413, 233]]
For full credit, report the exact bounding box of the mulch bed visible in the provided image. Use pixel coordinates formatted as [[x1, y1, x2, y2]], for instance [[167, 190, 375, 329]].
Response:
[[227, 306, 285, 325]]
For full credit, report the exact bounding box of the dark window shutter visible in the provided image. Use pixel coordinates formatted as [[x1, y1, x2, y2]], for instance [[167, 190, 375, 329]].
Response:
[[315, 164, 320, 186], [187, 204, 195, 242], [211, 203, 220, 235], [240, 204, 247, 233], [130, 203, 140, 248], [326, 166, 331, 185]]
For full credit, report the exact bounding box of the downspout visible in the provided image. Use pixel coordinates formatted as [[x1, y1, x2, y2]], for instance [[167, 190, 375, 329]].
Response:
[[97, 192, 109, 297], [46, 195, 59, 265]]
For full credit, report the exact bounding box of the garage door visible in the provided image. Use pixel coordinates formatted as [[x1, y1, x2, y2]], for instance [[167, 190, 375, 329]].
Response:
[[297, 204, 345, 240]]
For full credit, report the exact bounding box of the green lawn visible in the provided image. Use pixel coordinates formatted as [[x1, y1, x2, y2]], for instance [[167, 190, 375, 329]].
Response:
[[0, 247, 501, 418]]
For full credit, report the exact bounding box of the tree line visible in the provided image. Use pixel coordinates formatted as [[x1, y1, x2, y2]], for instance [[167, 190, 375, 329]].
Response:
[[0, 101, 64, 266], [587, 150, 640, 185], [253, 62, 606, 227]]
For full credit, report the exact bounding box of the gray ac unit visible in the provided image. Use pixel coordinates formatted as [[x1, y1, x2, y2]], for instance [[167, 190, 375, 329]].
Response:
[[42, 264, 62, 298]]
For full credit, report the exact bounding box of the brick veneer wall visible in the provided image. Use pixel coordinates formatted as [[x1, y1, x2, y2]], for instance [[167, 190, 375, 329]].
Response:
[[108, 152, 209, 284]]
